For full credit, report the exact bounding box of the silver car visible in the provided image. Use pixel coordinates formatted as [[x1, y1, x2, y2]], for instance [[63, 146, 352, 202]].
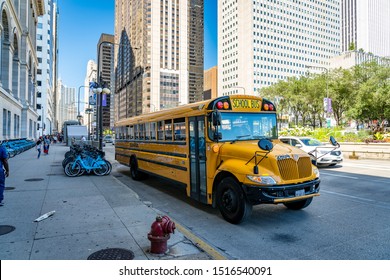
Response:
[[279, 136, 343, 167]]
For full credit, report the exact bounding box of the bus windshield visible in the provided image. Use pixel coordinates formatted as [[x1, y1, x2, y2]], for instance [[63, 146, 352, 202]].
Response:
[[210, 112, 278, 141]]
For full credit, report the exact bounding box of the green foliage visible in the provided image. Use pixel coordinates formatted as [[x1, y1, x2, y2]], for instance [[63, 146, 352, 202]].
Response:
[[374, 132, 384, 140], [260, 60, 390, 127], [279, 126, 373, 143]]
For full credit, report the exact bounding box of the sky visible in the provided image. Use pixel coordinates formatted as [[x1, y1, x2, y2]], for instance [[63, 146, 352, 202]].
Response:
[[58, 0, 217, 89]]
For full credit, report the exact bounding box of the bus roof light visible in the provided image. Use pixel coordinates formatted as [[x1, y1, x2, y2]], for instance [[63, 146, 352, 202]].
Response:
[[216, 101, 223, 110], [263, 104, 269, 111], [223, 102, 230, 110]]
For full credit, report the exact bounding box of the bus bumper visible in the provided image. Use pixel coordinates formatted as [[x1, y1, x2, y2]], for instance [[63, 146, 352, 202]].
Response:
[[243, 178, 321, 205]]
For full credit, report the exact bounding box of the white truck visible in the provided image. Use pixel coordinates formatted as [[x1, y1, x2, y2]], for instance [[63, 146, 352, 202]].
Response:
[[66, 125, 88, 146]]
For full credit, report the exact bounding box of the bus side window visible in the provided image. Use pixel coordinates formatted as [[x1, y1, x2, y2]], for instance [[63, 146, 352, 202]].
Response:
[[134, 124, 139, 140], [150, 122, 157, 140], [139, 123, 145, 140], [157, 121, 164, 140], [165, 120, 173, 141], [174, 118, 186, 141], [128, 126, 134, 140], [145, 123, 150, 140]]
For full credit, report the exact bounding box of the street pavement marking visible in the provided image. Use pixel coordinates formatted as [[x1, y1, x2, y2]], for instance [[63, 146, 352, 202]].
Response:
[[321, 190, 375, 203], [321, 190, 390, 210], [341, 162, 390, 171], [174, 222, 228, 260], [320, 172, 358, 179]]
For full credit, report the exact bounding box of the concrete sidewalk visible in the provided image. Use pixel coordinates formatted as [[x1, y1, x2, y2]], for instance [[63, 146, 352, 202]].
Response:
[[0, 143, 212, 260]]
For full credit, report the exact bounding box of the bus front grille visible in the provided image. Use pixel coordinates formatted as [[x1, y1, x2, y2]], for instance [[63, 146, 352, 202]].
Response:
[[277, 157, 312, 180]]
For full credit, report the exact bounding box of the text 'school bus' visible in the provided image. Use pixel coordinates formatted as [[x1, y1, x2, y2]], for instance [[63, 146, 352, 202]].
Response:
[[114, 95, 320, 224]]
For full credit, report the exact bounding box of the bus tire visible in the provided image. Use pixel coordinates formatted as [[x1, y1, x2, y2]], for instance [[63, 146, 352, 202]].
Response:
[[130, 157, 143, 180], [216, 177, 252, 224], [283, 197, 313, 210]]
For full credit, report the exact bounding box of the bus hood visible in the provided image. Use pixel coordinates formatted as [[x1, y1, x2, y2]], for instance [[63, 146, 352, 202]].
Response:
[[219, 139, 303, 160], [218, 140, 315, 183]]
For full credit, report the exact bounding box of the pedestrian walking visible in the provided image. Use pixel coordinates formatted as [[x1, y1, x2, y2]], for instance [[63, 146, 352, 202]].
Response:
[[44, 136, 50, 155], [36, 138, 43, 159], [0, 143, 10, 206]]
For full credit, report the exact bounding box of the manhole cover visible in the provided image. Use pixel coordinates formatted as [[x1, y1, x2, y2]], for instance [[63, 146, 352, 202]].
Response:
[[24, 178, 44, 182], [0, 225, 16, 236], [87, 248, 134, 260], [5, 187, 15, 190]]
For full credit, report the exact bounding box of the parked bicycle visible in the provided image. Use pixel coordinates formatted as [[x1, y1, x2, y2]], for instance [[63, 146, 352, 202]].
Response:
[[63, 144, 111, 177], [0, 138, 35, 158]]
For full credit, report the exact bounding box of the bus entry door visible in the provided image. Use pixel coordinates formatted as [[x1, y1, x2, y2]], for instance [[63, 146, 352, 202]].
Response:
[[189, 117, 207, 203]]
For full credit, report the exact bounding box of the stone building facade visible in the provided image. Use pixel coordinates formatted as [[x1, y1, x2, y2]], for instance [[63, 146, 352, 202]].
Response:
[[0, 0, 45, 140]]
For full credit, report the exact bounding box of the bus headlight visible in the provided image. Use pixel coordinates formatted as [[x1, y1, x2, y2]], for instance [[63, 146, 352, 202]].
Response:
[[246, 175, 276, 185], [313, 168, 320, 178]]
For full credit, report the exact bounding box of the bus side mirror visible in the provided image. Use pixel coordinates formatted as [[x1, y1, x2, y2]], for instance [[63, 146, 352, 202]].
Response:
[[211, 111, 221, 126], [258, 139, 273, 151], [330, 136, 339, 147]]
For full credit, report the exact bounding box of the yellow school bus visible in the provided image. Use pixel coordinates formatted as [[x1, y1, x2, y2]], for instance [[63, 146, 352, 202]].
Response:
[[114, 95, 320, 224]]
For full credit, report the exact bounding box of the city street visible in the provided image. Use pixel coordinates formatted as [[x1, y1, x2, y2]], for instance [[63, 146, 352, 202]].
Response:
[[106, 145, 390, 260]]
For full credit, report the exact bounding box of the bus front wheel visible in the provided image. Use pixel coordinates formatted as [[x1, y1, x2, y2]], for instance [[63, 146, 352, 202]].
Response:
[[216, 177, 252, 224], [130, 157, 143, 180]]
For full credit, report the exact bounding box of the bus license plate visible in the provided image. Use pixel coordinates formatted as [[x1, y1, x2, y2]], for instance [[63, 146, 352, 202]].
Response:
[[295, 189, 305, 197]]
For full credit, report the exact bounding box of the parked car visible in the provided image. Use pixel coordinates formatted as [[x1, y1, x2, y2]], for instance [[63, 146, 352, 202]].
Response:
[[103, 135, 114, 145], [279, 136, 343, 167]]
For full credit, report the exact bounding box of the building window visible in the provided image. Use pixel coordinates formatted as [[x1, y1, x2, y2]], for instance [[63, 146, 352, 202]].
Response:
[[2, 109, 6, 137]]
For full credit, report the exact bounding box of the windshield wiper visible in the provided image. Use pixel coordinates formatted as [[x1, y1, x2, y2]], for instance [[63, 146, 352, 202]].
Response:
[[230, 134, 251, 144]]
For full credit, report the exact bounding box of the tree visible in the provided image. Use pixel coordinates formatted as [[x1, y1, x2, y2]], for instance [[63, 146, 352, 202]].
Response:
[[260, 60, 390, 130], [348, 61, 390, 125], [328, 68, 356, 126]]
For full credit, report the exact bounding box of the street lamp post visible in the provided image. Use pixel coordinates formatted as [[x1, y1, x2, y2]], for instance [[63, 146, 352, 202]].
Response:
[[90, 80, 110, 150], [95, 40, 134, 149], [93, 40, 115, 150], [85, 107, 93, 140]]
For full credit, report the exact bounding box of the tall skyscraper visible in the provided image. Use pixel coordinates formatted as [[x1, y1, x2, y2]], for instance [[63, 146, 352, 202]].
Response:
[[341, 0, 390, 57], [97, 34, 115, 132], [83, 60, 97, 136], [36, 0, 59, 136], [114, 0, 204, 121], [56, 79, 76, 131], [218, 0, 341, 95]]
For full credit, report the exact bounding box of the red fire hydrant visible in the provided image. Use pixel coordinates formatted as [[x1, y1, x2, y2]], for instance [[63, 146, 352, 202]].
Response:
[[147, 215, 176, 254]]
